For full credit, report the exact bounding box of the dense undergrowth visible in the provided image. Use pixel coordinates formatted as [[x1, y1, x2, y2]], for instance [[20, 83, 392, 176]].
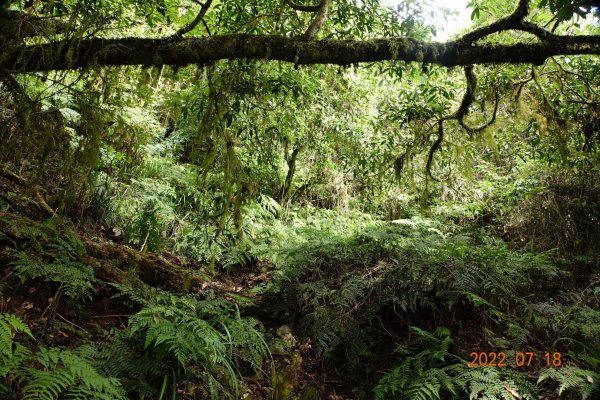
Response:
[[236, 204, 600, 399], [206, 195, 600, 399], [2, 195, 599, 399]]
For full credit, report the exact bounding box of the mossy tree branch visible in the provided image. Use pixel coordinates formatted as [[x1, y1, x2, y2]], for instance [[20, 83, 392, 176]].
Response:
[[2, 33, 600, 73], [2, 0, 599, 72]]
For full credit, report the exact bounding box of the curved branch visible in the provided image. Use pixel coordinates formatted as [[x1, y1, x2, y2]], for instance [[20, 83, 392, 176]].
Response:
[[453, 65, 477, 120], [170, 0, 213, 39], [425, 65, 500, 179], [460, 0, 530, 43], [284, 0, 321, 13], [459, 0, 554, 43], [425, 120, 444, 182], [518, 22, 555, 40], [458, 92, 500, 134], [303, 0, 331, 39], [452, 65, 500, 134]]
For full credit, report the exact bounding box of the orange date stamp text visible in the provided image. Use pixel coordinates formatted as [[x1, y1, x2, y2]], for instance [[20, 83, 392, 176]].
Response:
[[468, 351, 562, 367]]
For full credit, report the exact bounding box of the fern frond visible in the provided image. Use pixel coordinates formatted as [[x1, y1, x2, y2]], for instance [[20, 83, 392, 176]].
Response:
[[11, 252, 94, 299], [22, 347, 127, 400], [0, 313, 33, 358], [126, 294, 269, 398], [538, 366, 600, 398]]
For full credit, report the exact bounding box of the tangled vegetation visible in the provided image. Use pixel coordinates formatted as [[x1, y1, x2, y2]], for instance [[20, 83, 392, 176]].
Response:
[[1, 0, 600, 398]]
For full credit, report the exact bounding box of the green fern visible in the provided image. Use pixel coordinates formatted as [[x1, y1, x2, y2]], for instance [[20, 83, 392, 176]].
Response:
[[93, 333, 158, 398], [11, 252, 94, 299], [0, 315, 124, 400], [0, 313, 33, 358], [109, 281, 163, 306], [374, 327, 460, 400], [22, 346, 127, 400], [0, 313, 33, 395], [455, 366, 536, 400], [374, 327, 539, 400], [538, 366, 600, 399], [270, 215, 561, 372], [127, 292, 270, 398]]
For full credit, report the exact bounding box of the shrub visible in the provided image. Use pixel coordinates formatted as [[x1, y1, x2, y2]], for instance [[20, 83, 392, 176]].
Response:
[[503, 167, 600, 255]]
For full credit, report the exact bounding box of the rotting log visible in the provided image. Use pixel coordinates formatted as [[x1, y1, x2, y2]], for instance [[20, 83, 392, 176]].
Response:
[[0, 211, 206, 293]]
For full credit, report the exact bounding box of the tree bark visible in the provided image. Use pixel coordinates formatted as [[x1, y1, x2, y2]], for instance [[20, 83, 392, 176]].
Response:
[[2, 33, 600, 73], [280, 147, 300, 203]]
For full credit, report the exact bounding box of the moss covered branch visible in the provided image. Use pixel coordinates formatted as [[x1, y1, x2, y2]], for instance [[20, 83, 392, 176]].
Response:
[[1, 32, 600, 73]]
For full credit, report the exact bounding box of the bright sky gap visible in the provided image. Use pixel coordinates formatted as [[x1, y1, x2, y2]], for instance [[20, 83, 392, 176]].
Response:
[[384, 0, 472, 40]]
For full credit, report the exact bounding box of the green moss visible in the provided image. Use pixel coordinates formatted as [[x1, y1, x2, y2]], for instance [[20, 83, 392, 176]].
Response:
[[389, 38, 409, 60], [415, 49, 424, 62]]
